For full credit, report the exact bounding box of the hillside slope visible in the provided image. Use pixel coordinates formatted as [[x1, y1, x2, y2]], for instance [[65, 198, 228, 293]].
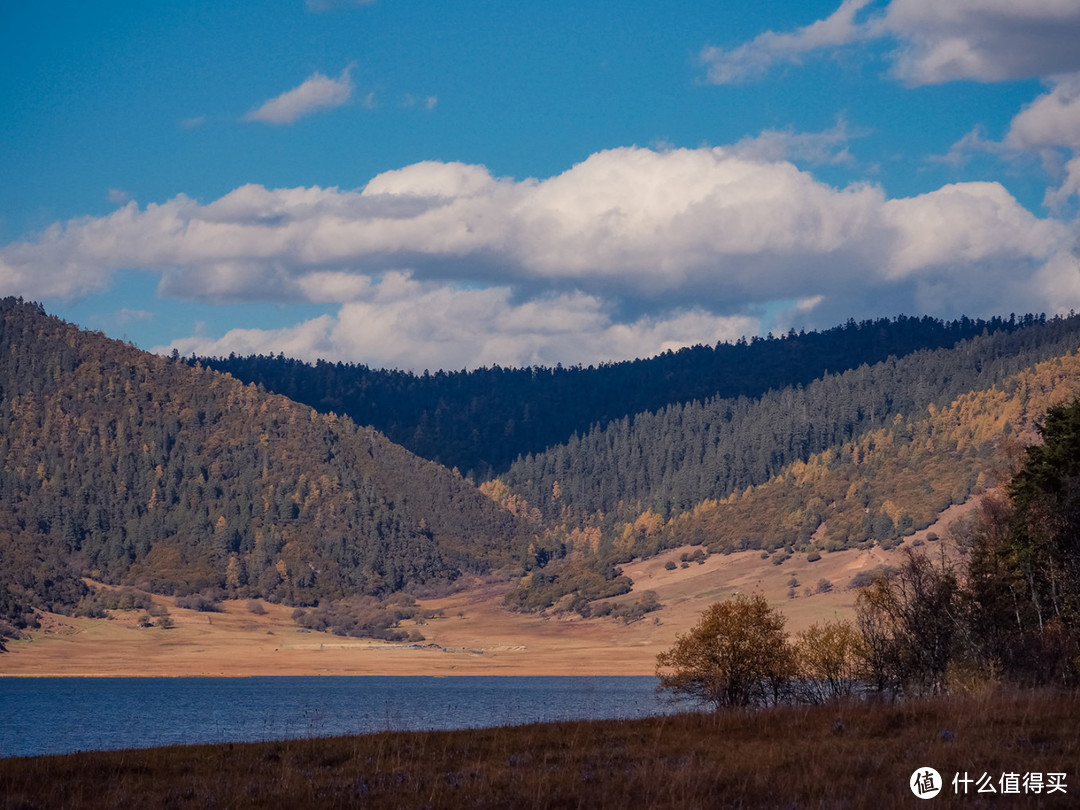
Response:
[[0, 299, 527, 632], [201, 315, 1030, 478], [502, 348, 1080, 614], [498, 316, 1080, 529]]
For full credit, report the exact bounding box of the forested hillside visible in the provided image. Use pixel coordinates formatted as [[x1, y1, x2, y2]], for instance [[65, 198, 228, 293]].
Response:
[[503, 349, 1080, 615], [498, 315, 1080, 528], [666, 350, 1080, 555], [0, 298, 527, 633], [199, 315, 1029, 478]]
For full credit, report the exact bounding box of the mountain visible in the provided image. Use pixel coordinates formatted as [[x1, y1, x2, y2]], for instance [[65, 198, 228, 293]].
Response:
[[6, 295, 1080, 641], [0, 298, 527, 636], [497, 315, 1080, 530], [199, 315, 1032, 479], [502, 348, 1080, 614]]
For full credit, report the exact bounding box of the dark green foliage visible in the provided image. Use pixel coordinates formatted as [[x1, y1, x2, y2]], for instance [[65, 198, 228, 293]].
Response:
[[503, 558, 632, 614], [201, 315, 1026, 479], [292, 594, 435, 641], [958, 398, 1080, 686], [0, 297, 526, 630], [590, 590, 661, 623], [174, 594, 224, 612], [499, 314, 1080, 530], [75, 587, 155, 617], [848, 566, 897, 590]]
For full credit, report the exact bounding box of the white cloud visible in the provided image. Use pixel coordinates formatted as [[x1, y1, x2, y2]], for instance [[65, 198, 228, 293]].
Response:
[[1046, 156, 1080, 209], [728, 119, 863, 166], [700, 0, 1080, 87], [700, 0, 873, 85], [943, 74, 1080, 207], [1006, 75, 1080, 151], [3, 146, 1077, 366], [155, 279, 758, 370], [401, 94, 438, 111], [884, 0, 1080, 85], [107, 188, 131, 205], [245, 66, 354, 125], [114, 307, 153, 325]]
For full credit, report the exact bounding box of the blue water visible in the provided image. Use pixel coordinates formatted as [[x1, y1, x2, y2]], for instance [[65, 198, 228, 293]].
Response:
[[0, 676, 686, 759]]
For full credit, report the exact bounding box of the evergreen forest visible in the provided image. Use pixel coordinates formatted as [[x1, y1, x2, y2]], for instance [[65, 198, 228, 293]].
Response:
[[5, 295, 1080, 642], [200, 315, 1034, 479], [0, 298, 527, 639]]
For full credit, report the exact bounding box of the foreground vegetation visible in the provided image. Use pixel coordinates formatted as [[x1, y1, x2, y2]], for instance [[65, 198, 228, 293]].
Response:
[[2, 691, 1078, 808]]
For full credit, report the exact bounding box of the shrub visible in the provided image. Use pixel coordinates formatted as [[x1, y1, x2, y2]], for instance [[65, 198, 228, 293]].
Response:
[[794, 620, 867, 703], [656, 594, 794, 709], [174, 594, 223, 612]]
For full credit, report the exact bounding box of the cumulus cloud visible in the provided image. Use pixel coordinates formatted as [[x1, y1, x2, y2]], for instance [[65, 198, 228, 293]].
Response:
[[154, 278, 758, 370], [245, 66, 354, 125], [2, 146, 1077, 366], [1006, 75, 1080, 151], [884, 0, 1080, 85], [700, 0, 1080, 87], [943, 74, 1080, 207]]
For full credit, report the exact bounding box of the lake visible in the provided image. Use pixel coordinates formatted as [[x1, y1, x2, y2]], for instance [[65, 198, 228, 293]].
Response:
[[0, 676, 690, 759]]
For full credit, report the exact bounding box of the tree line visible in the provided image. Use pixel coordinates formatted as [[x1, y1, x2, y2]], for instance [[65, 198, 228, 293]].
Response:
[[199, 315, 1030, 479], [658, 398, 1080, 709]]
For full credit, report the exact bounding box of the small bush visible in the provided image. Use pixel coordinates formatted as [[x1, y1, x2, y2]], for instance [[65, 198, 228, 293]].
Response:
[[664, 561, 677, 571], [174, 594, 224, 612], [247, 600, 267, 615], [848, 565, 898, 590]]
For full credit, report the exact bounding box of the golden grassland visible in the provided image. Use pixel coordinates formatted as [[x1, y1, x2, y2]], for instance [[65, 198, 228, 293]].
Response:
[[0, 516, 967, 678], [2, 690, 1078, 808]]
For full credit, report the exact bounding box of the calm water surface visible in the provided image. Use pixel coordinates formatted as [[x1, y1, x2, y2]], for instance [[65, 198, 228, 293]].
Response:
[[0, 676, 686, 758]]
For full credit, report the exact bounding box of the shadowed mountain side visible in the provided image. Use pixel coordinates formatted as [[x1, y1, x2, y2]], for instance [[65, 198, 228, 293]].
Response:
[[498, 315, 1080, 529], [0, 298, 528, 631], [200, 315, 1034, 479]]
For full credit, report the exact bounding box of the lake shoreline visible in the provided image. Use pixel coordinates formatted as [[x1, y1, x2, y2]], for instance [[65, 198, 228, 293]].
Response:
[[3, 690, 1077, 808]]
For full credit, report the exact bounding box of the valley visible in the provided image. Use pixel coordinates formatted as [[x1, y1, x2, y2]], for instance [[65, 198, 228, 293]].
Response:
[[2, 526, 954, 676]]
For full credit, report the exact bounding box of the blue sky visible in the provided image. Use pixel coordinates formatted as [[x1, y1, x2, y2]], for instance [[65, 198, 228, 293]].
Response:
[[2, 0, 1079, 370]]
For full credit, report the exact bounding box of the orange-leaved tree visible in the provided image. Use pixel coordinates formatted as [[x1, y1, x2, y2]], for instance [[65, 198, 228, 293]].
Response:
[[656, 594, 794, 709]]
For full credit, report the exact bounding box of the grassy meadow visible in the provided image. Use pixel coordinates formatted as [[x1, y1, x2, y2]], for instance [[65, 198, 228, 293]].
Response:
[[3, 690, 1079, 808]]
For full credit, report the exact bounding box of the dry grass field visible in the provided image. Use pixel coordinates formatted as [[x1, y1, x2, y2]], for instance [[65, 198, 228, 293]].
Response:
[[0, 519, 960, 678], [2, 689, 1077, 808]]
